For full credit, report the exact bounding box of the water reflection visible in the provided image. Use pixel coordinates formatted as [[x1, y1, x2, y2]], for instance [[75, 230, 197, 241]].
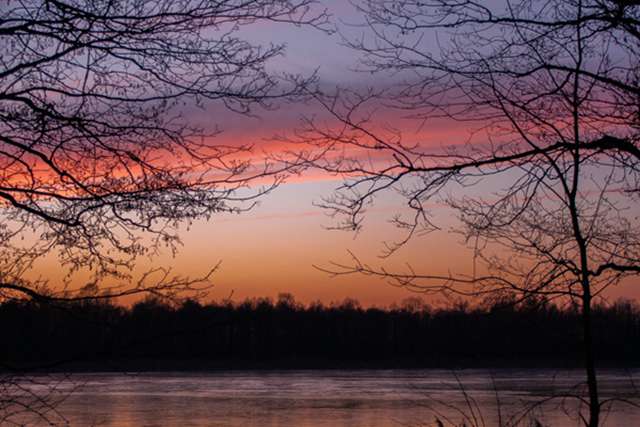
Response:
[[10, 369, 640, 426]]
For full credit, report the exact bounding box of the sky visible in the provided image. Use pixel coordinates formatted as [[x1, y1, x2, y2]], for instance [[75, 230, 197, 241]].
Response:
[[155, 1, 481, 306], [31, 0, 640, 307], [119, 0, 637, 307]]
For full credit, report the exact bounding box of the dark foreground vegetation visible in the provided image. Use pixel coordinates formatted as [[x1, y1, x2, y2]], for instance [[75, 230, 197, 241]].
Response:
[[3, 294, 639, 371]]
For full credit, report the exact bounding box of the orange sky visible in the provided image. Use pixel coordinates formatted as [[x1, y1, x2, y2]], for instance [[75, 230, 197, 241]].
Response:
[[32, 175, 636, 308], [166, 179, 640, 306]]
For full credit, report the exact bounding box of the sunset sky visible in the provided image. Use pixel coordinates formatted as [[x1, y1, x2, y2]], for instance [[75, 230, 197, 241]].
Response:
[[150, 1, 473, 306], [110, 0, 633, 307], [27, 0, 637, 307]]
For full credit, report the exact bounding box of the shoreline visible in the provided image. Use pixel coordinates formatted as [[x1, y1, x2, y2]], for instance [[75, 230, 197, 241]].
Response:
[[6, 358, 638, 374]]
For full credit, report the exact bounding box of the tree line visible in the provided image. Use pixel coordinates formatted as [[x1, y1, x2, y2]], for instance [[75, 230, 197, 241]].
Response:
[[3, 294, 639, 371]]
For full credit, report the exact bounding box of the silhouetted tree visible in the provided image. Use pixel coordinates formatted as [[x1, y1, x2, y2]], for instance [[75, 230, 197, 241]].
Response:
[[296, 1, 640, 425], [0, 0, 328, 300], [0, 0, 328, 423]]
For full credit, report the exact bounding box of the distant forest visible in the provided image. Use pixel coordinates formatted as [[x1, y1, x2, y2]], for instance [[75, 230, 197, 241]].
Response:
[[3, 294, 639, 371]]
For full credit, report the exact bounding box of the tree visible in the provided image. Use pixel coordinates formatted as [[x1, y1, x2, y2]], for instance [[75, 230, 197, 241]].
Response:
[[297, 1, 640, 426], [0, 0, 328, 300], [0, 0, 328, 423]]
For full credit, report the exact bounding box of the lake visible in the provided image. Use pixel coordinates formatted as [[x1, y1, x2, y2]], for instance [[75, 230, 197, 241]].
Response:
[[5, 369, 639, 426]]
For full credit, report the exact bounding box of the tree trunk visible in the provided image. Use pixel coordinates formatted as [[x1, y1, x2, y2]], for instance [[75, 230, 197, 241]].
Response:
[[582, 287, 600, 427]]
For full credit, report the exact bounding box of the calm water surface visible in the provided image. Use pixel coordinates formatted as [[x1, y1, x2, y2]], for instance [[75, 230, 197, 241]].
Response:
[[10, 369, 640, 426]]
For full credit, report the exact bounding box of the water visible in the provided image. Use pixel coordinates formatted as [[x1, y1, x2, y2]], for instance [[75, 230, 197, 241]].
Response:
[[4, 369, 639, 426]]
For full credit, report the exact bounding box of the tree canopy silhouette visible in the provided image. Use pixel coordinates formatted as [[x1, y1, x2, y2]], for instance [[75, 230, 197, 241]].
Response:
[[0, 0, 327, 299]]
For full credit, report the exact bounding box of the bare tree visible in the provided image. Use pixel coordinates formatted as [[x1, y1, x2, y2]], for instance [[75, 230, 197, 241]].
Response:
[[0, 0, 329, 423], [295, 1, 640, 426], [0, 0, 329, 300]]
